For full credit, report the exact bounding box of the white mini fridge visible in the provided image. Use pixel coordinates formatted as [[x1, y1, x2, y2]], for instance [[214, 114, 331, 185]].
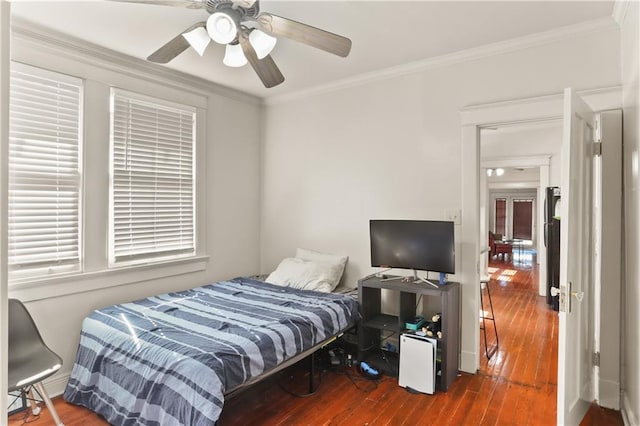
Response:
[[398, 333, 437, 394]]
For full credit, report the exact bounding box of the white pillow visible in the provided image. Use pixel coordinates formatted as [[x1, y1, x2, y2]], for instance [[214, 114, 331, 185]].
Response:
[[296, 248, 348, 288], [266, 257, 339, 293]]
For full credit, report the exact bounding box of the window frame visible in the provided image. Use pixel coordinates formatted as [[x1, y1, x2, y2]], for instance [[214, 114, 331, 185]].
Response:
[[108, 88, 197, 267], [7, 49, 209, 302], [7, 61, 84, 283]]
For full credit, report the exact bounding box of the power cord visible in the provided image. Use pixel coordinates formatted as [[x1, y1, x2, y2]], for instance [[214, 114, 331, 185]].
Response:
[[20, 407, 41, 425], [277, 357, 324, 398], [380, 347, 398, 377], [277, 370, 323, 398], [361, 331, 397, 352], [333, 365, 379, 392]]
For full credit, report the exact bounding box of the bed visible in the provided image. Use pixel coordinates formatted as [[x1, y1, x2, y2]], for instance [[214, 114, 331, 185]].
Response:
[[63, 277, 359, 425]]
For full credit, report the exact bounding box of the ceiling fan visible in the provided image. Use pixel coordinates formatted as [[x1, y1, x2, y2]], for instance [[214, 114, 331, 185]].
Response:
[[117, 0, 352, 88]]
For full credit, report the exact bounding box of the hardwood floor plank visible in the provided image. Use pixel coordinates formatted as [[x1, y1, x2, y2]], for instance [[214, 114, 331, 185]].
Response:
[[479, 377, 510, 426], [461, 373, 500, 425]]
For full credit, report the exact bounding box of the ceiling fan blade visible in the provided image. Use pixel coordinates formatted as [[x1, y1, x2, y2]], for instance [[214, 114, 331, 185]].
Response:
[[147, 22, 206, 63], [107, 0, 206, 9], [239, 29, 285, 88], [256, 13, 351, 58]]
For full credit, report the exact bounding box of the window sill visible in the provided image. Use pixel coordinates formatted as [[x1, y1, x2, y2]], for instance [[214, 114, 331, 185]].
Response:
[[8, 255, 209, 302]]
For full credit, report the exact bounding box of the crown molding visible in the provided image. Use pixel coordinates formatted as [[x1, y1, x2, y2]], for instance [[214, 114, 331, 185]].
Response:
[[612, 0, 630, 27], [265, 16, 619, 106], [460, 86, 622, 127], [482, 156, 551, 169], [10, 17, 261, 106], [487, 182, 540, 191]]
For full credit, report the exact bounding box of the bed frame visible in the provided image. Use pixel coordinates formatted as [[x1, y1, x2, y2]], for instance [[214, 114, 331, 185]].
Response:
[[224, 324, 355, 398]]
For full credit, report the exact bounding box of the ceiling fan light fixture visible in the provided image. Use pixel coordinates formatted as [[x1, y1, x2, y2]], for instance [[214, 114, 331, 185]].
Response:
[[223, 43, 248, 67], [249, 29, 277, 59], [182, 26, 211, 56], [207, 12, 238, 45]]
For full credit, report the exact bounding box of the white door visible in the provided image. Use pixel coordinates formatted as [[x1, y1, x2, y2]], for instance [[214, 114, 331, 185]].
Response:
[[557, 88, 596, 425]]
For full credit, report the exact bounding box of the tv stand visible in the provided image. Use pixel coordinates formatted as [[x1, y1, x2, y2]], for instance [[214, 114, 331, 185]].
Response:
[[357, 275, 460, 391]]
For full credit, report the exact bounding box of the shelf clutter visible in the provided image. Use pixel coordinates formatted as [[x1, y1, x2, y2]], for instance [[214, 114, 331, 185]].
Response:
[[357, 275, 460, 392]]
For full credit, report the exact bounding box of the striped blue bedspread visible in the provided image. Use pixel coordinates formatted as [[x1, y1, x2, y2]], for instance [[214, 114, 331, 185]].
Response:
[[63, 278, 359, 425]]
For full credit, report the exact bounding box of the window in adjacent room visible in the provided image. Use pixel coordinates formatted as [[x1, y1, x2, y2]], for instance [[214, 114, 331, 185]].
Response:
[[494, 198, 507, 238], [512, 198, 534, 241], [109, 89, 196, 265], [8, 63, 83, 281]]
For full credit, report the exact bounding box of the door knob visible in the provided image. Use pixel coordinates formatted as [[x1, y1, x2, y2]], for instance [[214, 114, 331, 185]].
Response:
[[551, 283, 582, 313], [551, 287, 583, 300], [571, 290, 584, 302]]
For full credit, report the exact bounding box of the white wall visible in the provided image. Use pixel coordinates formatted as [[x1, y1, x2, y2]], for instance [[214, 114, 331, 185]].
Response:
[[620, 1, 640, 424], [5, 26, 263, 395], [261, 26, 621, 373]]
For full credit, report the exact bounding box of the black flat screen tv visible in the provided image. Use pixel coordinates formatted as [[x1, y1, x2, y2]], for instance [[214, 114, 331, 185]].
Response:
[[370, 220, 455, 274]]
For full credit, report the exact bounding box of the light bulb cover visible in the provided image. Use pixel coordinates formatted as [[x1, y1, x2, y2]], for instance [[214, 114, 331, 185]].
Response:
[[496, 168, 505, 176], [207, 12, 238, 45], [486, 169, 493, 177], [182, 26, 211, 56], [223, 43, 248, 67], [249, 29, 277, 59]]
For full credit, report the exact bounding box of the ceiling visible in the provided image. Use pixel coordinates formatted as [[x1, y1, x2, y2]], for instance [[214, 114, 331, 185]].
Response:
[[486, 167, 540, 183], [10, 1, 616, 99]]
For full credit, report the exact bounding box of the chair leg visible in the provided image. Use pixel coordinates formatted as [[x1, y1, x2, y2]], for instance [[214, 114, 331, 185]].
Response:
[[28, 387, 42, 416], [34, 382, 64, 426], [480, 280, 499, 359], [485, 281, 499, 351]]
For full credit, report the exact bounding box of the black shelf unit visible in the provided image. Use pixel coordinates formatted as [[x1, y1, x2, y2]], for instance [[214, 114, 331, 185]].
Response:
[[357, 276, 460, 391]]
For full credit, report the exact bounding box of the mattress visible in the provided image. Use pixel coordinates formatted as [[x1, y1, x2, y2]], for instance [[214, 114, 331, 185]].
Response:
[[63, 277, 359, 425]]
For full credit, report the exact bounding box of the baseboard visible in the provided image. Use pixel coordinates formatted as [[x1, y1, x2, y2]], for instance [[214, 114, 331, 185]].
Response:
[[460, 350, 477, 374], [621, 392, 639, 426], [42, 372, 70, 398], [598, 378, 620, 410]]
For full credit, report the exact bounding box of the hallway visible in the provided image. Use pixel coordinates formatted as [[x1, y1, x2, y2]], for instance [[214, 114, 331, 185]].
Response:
[[480, 253, 558, 422]]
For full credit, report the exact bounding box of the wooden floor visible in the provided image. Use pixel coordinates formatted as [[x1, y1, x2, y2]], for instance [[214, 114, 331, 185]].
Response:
[[9, 253, 623, 425]]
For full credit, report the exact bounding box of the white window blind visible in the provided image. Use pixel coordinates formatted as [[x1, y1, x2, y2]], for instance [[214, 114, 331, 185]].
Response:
[[110, 89, 195, 264], [8, 63, 83, 279]]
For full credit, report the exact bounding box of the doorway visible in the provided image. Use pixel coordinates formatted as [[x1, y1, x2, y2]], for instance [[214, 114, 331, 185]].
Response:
[[478, 123, 561, 415], [460, 89, 622, 424]]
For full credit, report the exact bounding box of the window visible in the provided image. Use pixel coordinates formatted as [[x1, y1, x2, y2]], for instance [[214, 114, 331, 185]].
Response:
[[513, 199, 533, 240], [8, 63, 83, 280], [495, 198, 507, 237], [109, 89, 196, 265]]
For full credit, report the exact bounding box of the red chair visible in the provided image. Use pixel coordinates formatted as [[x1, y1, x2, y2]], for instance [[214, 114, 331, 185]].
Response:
[[489, 231, 512, 261]]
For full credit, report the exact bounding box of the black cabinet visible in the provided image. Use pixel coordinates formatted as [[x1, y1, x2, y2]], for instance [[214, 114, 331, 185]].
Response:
[[357, 276, 460, 391]]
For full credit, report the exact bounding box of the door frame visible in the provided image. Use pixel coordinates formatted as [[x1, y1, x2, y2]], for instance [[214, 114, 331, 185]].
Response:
[[458, 86, 621, 375], [1, 1, 10, 421]]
